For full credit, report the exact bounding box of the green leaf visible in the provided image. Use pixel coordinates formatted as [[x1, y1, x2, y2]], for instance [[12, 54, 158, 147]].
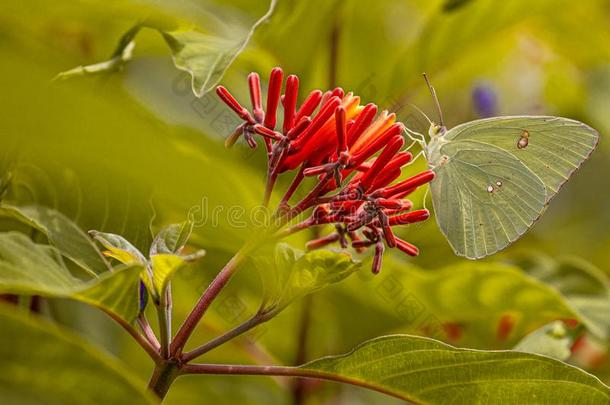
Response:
[[150, 220, 194, 255], [160, 0, 277, 96], [89, 230, 148, 266], [0, 204, 110, 276], [56, 0, 277, 97], [0, 304, 157, 404], [0, 232, 142, 322], [149, 253, 187, 303], [514, 321, 573, 361], [301, 334, 610, 404], [53, 24, 141, 80], [255, 243, 361, 314], [358, 257, 610, 346], [516, 254, 610, 340]]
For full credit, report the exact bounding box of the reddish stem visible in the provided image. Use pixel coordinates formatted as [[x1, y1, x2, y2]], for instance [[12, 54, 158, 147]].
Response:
[[181, 363, 417, 403], [170, 252, 246, 357]]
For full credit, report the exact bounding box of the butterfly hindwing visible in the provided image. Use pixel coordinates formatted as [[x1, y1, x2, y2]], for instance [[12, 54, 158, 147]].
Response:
[[432, 139, 546, 259]]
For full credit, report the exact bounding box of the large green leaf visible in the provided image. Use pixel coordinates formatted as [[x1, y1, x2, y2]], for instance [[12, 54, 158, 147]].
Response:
[[0, 204, 110, 275], [0, 304, 156, 404], [345, 257, 610, 346], [0, 232, 142, 322], [254, 243, 361, 315], [301, 334, 610, 404]]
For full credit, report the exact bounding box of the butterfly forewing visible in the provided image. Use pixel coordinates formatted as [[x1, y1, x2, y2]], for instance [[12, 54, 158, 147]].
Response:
[[444, 116, 599, 199], [432, 140, 546, 259]]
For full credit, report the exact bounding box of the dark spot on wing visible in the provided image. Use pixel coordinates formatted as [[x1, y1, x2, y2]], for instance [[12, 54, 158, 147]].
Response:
[[517, 130, 529, 149]]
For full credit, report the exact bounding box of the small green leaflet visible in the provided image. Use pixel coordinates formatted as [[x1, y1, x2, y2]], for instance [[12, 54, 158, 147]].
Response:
[[425, 116, 599, 259]]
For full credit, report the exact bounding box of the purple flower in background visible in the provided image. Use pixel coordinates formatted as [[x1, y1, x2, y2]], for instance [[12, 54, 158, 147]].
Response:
[[472, 82, 498, 118]]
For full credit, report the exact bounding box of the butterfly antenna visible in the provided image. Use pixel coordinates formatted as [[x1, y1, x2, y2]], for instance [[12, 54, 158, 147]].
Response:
[[423, 73, 444, 127], [409, 103, 432, 126]]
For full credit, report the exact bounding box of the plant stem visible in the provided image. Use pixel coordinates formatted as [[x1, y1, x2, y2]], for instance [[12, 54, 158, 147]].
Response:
[[278, 166, 305, 210], [182, 363, 414, 403], [104, 310, 159, 361], [170, 251, 246, 357], [138, 314, 161, 351], [182, 312, 270, 363], [147, 360, 181, 400], [292, 296, 314, 404], [263, 169, 279, 207], [157, 288, 172, 359]]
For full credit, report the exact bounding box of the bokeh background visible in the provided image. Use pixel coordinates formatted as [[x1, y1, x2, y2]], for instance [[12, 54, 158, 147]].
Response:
[[1, 0, 610, 403]]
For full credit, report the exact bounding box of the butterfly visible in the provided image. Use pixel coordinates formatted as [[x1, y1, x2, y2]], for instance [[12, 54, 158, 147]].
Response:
[[411, 75, 599, 259]]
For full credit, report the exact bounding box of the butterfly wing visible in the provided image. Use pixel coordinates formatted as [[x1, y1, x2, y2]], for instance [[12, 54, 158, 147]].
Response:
[[432, 139, 546, 259], [431, 116, 598, 259], [443, 116, 599, 199]]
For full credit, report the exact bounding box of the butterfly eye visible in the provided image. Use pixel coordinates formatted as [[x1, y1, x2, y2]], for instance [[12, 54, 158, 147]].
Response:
[[428, 123, 444, 138]]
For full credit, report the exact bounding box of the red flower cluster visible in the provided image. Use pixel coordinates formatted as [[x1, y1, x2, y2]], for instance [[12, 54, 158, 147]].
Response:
[[216, 68, 434, 273]]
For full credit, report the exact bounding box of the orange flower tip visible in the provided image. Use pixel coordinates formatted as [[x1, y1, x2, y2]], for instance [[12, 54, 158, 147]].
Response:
[[349, 124, 404, 167]]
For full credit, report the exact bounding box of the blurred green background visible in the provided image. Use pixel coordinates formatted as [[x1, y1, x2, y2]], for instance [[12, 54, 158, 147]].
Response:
[[1, 0, 610, 403]]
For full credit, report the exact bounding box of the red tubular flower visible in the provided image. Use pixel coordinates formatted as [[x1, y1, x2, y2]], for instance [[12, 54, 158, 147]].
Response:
[[216, 67, 435, 274], [376, 170, 435, 199], [264, 67, 283, 130], [294, 90, 323, 123], [247, 73, 264, 123], [283, 75, 299, 133]]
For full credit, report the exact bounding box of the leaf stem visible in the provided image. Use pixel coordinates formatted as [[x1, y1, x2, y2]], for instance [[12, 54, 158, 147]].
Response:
[[157, 286, 172, 358], [182, 311, 271, 363], [181, 363, 415, 403], [170, 250, 246, 357], [104, 310, 159, 361], [137, 314, 161, 351]]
